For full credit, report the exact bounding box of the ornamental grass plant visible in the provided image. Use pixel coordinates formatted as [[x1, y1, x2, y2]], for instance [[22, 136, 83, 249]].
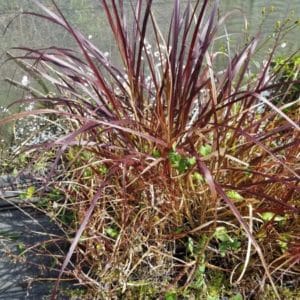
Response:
[[1, 1, 300, 299]]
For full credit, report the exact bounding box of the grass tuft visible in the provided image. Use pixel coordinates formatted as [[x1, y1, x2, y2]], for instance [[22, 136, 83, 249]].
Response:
[[2, 1, 300, 299]]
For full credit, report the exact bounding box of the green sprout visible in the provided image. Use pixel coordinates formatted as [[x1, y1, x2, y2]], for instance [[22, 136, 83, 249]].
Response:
[[99, 164, 108, 175], [226, 190, 244, 202], [105, 227, 119, 239], [214, 227, 241, 257], [259, 212, 287, 222], [20, 186, 36, 200], [277, 233, 290, 253], [168, 150, 196, 174], [152, 149, 161, 158], [165, 291, 177, 300], [198, 144, 212, 157], [17, 242, 26, 255], [192, 171, 204, 183]]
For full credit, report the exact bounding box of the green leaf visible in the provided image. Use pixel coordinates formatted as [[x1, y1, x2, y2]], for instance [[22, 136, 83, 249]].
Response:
[[199, 144, 212, 157], [198, 263, 206, 274], [168, 151, 181, 165], [83, 167, 92, 177], [214, 227, 230, 242], [230, 239, 241, 250], [278, 239, 288, 253], [17, 242, 26, 255], [226, 190, 244, 202], [259, 212, 287, 222], [219, 238, 241, 256], [277, 233, 290, 253], [230, 293, 243, 300], [177, 158, 188, 173], [207, 294, 219, 300], [187, 237, 194, 255], [21, 186, 36, 199], [260, 212, 275, 221], [219, 241, 231, 256], [105, 227, 119, 238], [191, 264, 206, 289], [169, 149, 196, 174], [152, 149, 161, 158], [99, 164, 108, 175], [165, 291, 177, 300], [81, 150, 93, 160], [214, 227, 241, 256], [192, 171, 204, 183], [27, 186, 36, 199], [187, 156, 196, 166], [274, 215, 287, 222]]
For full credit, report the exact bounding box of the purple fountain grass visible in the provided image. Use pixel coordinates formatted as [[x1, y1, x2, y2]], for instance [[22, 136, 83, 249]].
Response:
[[1, 0, 299, 298]]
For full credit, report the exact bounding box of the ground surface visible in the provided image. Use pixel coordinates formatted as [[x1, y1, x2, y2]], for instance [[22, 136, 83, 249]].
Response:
[[0, 197, 57, 299]]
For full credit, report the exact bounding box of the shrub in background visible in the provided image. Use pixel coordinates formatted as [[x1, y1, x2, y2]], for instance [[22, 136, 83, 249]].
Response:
[[1, 0, 299, 299]]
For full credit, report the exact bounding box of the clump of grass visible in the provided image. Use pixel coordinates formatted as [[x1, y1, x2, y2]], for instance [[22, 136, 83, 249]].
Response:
[[1, 0, 299, 299]]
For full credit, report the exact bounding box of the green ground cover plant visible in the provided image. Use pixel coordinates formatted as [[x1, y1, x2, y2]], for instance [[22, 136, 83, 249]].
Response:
[[1, 0, 299, 299], [271, 54, 300, 107]]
